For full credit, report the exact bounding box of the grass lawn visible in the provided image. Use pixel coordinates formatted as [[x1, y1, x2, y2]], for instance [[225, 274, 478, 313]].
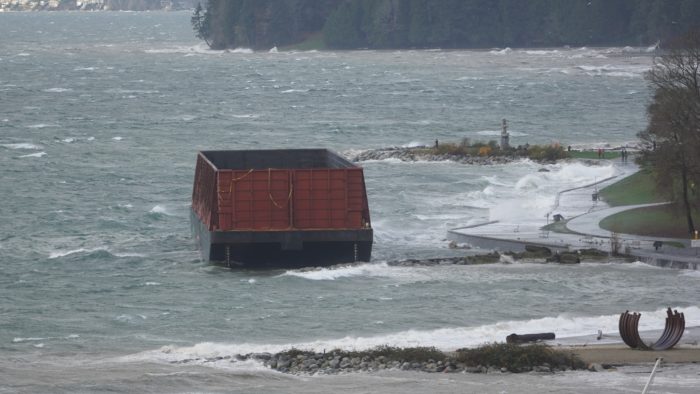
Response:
[[599, 170, 664, 206], [568, 150, 621, 160], [599, 203, 699, 239]]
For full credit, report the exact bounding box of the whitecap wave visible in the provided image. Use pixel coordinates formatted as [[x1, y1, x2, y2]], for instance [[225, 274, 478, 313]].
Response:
[[229, 47, 254, 54], [144, 44, 214, 55], [106, 88, 159, 95], [12, 337, 46, 343], [26, 123, 57, 129], [49, 247, 107, 259], [281, 89, 309, 94], [13, 334, 80, 343], [149, 205, 171, 215], [577, 64, 648, 78], [19, 151, 46, 158], [455, 76, 482, 81], [1, 143, 41, 150], [525, 49, 561, 56], [113, 252, 146, 258], [44, 87, 72, 93], [489, 47, 511, 55]]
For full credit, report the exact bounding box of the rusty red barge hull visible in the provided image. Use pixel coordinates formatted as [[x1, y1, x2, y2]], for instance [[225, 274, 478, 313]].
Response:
[[190, 149, 373, 267]]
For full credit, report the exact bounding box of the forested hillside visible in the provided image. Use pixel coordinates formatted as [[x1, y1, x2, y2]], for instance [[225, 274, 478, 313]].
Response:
[[193, 0, 700, 50]]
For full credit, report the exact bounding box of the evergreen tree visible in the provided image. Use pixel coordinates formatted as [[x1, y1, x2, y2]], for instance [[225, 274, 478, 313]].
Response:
[[191, 2, 211, 47], [192, 0, 700, 50]]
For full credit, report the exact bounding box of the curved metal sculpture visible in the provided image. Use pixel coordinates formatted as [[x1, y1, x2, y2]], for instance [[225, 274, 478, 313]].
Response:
[[619, 308, 685, 350]]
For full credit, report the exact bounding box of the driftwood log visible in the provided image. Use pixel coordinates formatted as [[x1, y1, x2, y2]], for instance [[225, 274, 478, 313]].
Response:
[[506, 333, 556, 344]]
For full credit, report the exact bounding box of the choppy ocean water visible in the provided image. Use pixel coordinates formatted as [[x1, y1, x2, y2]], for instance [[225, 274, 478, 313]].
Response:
[[1, 11, 699, 392]]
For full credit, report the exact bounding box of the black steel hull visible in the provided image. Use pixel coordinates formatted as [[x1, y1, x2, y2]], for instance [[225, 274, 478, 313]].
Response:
[[190, 209, 373, 268]]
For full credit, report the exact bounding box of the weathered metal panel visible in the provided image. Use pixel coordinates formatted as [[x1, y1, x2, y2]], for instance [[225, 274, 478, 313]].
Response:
[[192, 149, 371, 232]]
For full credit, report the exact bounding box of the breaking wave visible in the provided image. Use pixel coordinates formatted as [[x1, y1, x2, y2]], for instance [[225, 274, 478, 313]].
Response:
[[279, 262, 396, 281], [118, 306, 700, 367]]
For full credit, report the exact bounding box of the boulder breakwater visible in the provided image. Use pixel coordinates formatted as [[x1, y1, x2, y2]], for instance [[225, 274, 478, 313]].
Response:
[[348, 147, 516, 165], [170, 344, 587, 376]]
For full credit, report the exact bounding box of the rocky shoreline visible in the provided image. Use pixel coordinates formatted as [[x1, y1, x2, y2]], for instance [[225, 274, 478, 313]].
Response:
[[387, 246, 612, 267], [170, 344, 588, 376], [348, 147, 517, 165]]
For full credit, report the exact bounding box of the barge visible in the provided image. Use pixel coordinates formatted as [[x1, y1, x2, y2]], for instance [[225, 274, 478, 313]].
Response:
[[190, 149, 373, 267]]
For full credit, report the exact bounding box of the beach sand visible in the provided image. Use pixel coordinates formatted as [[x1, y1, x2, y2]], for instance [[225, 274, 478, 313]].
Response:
[[570, 344, 700, 364]]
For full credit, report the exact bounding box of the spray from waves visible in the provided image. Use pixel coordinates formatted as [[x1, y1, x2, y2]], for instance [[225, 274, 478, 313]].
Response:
[[119, 306, 700, 367], [401, 141, 425, 148], [489, 161, 617, 222]]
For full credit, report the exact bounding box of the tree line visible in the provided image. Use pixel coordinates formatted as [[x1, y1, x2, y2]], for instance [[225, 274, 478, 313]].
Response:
[[640, 30, 700, 236], [192, 0, 700, 50]]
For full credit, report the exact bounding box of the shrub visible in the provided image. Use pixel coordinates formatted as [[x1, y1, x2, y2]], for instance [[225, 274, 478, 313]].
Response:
[[526, 144, 569, 161], [478, 146, 492, 156], [339, 346, 446, 363], [454, 343, 585, 372]]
